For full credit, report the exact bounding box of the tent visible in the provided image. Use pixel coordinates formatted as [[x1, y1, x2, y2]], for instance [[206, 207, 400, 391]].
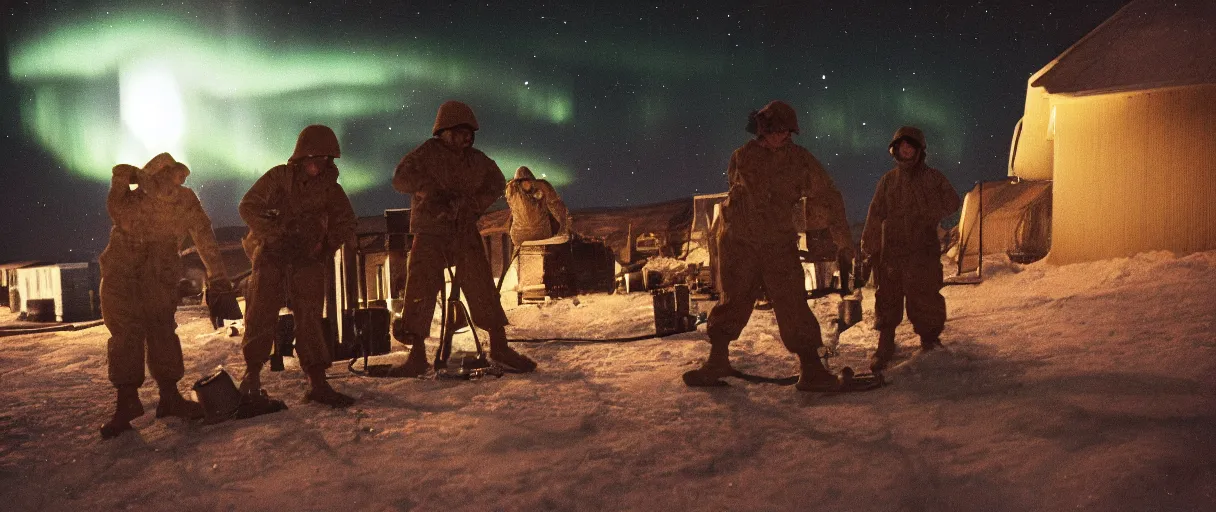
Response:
[[954, 179, 1053, 274]]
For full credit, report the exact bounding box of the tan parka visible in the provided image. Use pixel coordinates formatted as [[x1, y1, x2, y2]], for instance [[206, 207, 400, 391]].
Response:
[[505, 166, 568, 243], [392, 138, 506, 236], [860, 126, 960, 261], [101, 154, 227, 283], [720, 139, 851, 250], [239, 162, 357, 264], [100, 153, 228, 389]]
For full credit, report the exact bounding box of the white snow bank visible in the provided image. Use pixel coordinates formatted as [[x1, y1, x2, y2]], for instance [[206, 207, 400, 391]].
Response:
[[1, 250, 1214, 511]]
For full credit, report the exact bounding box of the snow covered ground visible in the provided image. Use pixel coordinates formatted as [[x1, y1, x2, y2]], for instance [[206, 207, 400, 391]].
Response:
[[2, 250, 1214, 511]]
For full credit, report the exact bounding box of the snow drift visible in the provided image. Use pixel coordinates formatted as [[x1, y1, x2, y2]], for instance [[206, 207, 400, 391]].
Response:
[[1, 250, 1214, 511]]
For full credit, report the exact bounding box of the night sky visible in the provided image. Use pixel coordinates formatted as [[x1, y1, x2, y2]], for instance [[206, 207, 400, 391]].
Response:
[[1, 0, 1129, 262]]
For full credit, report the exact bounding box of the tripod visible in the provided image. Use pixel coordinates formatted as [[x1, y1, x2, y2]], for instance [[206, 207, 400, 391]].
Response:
[[432, 252, 501, 379]]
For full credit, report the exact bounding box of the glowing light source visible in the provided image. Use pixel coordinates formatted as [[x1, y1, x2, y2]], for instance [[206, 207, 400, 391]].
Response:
[[119, 62, 186, 163]]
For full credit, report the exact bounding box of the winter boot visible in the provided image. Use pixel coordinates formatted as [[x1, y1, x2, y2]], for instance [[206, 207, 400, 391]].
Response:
[[99, 386, 144, 440], [234, 390, 288, 419], [795, 352, 841, 392], [488, 326, 537, 373], [232, 362, 287, 418], [155, 381, 205, 420], [386, 336, 431, 377], [682, 340, 736, 387], [869, 329, 897, 373], [303, 366, 355, 408], [920, 335, 943, 351]]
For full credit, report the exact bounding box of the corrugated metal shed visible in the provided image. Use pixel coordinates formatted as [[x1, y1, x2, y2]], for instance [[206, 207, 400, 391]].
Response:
[[1049, 85, 1216, 263], [1007, 0, 1216, 264], [12, 262, 100, 322]]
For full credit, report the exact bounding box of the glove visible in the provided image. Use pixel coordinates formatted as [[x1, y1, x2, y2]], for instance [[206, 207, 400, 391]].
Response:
[[838, 255, 854, 294], [425, 189, 460, 219], [454, 195, 477, 216], [113, 164, 139, 183], [853, 258, 874, 290], [205, 277, 243, 328], [276, 216, 326, 260], [805, 229, 838, 261]]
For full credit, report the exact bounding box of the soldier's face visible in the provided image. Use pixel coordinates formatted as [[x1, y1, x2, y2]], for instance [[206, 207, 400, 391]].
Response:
[[439, 127, 474, 149], [143, 171, 176, 198], [169, 166, 188, 187], [301, 156, 332, 177], [759, 130, 791, 149], [897, 141, 919, 160]]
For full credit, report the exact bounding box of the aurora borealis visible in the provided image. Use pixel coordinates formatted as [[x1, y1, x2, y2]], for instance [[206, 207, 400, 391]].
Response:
[[8, 10, 577, 191], [1, 0, 1128, 261]]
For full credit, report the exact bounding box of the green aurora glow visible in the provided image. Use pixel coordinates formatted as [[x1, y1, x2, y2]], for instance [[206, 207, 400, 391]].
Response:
[[7, 7, 969, 218], [9, 13, 575, 191]]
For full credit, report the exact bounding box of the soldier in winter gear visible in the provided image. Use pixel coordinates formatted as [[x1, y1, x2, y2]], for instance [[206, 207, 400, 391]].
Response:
[[390, 101, 538, 376], [684, 101, 853, 391], [861, 126, 961, 371], [505, 166, 568, 245], [238, 124, 358, 408], [99, 152, 232, 438]]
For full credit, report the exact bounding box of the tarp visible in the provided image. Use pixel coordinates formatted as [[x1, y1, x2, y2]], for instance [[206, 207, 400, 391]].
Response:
[[954, 179, 1052, 274], [689, 193, 728, 264]]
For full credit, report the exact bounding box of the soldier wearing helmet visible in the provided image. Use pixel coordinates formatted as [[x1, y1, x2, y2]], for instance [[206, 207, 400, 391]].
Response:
[[861, 126, 960, 372], [237, 124, 358, 409], [684, 101, 854, 391], [99, 152, 233, 438], [389, 101, 537, 376]]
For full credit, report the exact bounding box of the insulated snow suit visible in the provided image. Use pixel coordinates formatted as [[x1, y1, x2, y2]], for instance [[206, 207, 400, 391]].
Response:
[[392, 131, 509, 343], [861, 126, 961, 340], [705, 101, 852, 356], [505, 166, 568, 245], [101, 153, 229, 389], [239, 144, 357, 374]]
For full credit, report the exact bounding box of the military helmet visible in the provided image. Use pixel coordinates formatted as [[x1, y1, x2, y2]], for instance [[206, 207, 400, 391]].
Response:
[[290, 124, 341, 161], [432, 101, 479, 135]]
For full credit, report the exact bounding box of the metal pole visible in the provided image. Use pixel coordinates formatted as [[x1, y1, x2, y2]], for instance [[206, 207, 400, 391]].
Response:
[[958, 184, 971, 277], [978, 180, 984, 279]]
